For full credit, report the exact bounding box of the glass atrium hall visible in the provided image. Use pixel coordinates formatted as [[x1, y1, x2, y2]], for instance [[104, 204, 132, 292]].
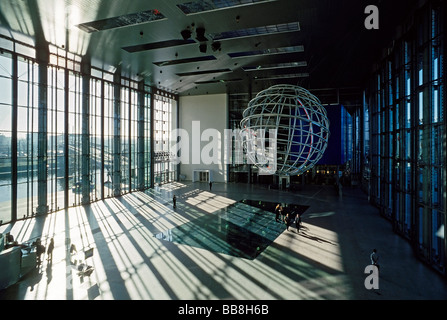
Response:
[[0, 0, 446, 288]]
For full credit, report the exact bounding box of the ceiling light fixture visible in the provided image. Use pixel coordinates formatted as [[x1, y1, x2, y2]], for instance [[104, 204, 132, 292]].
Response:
[[211, 41, 221, 52], [199, 43, 207, 53], [196, 27, 208, 42], [181, 29, 192, 40]]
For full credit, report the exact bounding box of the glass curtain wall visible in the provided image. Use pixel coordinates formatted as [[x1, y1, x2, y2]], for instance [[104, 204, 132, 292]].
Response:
[[120, 84, 130, 193], [103, 79, 115, 198], [129, 86, 139, 192], [16, 55, 39, 220], [90, 77, 102, 201], [0, 50, 13, 224], [119, 79, 140, 194], [143, 89, 152, 189], [0, 36, 172, 225], [153, 91, 177, 185], [68, 70, 83, 206], [360, 92, 371, 191], [367, 1, 445, 275], [228, 93, 250, 183], [47, 60, 66, 212]]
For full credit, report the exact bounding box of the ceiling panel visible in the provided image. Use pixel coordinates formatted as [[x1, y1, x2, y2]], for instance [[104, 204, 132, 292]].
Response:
[[0, 0, 416, 104]]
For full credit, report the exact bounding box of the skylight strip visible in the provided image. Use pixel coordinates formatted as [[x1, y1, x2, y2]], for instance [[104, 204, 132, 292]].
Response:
[[254, 73, 310, 80], [228, 45, 304, 58], [177, 0, 273, 15], [211, 22, 300, 41], [176, 68, 232, 77], [153, 56, 217, 66], [242, 61, 307, 71], [195, 78, 242, 84], [77, 9, 165, 33], [123, 39, 196, 53]]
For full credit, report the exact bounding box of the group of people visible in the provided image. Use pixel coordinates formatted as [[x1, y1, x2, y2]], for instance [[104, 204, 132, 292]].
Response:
[[33, 237, 54, 265], [2, 233, 54, 265], [274, 204, 302, 232]]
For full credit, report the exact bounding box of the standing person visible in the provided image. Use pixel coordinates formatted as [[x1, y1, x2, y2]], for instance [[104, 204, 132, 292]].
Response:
[[173, 195, 177, 208], [370, 249, 379, 270], [47, 238, 54, 261], [70, 243, 77, 255], [295, 213, 302, 233], [69, 242, 78, 265], [274, 204, 281, 222], [34, 238, 45, 265], [285, 213, 292, 231], [209, 180, 213, 191]]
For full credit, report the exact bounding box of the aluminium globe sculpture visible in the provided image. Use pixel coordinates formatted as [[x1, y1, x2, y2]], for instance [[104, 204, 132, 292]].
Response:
[[240, 84, 330, 176]]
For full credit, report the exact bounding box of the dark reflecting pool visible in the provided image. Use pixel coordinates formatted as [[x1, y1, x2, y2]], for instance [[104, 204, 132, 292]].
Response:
[[155, 200, 309, 260]]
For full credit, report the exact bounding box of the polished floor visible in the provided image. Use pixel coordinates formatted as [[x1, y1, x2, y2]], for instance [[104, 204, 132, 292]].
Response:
[[0, 181, 446, 300]]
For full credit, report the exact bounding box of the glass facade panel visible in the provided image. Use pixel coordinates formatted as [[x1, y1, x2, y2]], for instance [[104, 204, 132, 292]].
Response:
[[90, 78, 102, 201], [129, 89, 139, 192], [16, 56, 39, 219], [0, 51, 12, 224], [366, 2, 445, 275], [153, 93, 176, 185], [104, 81, 115, 198], [120, 86, 130, 193], [68, 72, 82, 206], [143, 91, 152, 189], [47, 65, 66, 212], [0, 39, 171, 226]]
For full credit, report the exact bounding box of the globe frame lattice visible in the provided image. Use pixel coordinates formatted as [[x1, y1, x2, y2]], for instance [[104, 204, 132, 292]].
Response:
[[240, 84, 330, 176]]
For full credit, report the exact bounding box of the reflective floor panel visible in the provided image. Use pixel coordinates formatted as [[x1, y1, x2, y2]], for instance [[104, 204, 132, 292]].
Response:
[[155, 200, 309, 259]]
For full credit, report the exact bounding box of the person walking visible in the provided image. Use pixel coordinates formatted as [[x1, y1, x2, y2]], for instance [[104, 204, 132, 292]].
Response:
[[285, 213, 292, 231], [295, 213, 302, 233], [209, 180, 213, 191], [70, 243, 77, 255], [34, 238, 45, 265], [370, 249, 380, 270], [279, 205, 284, 222], [173, 195, 177, 208], [274, 204, 281, 222], [47, 238, 54, 261]]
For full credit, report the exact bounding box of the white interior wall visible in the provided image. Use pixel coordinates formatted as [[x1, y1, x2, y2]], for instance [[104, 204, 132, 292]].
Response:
[[177, 94, 228, 182]]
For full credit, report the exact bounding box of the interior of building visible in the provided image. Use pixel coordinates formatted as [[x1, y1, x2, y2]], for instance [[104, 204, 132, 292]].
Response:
[[0, 0, 446, 302]]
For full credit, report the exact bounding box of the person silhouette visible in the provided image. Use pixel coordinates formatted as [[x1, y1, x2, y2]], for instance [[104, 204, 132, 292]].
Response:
[[285, 213, 292, 231], [34, 238, 45, 265], [70, 243, 77, 255], [47, 238, 54, 261], [295, 213, 302, 233], [279, 205, 284, 222], [274, 204, 281, 222], [370, 249, 379, 270]]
